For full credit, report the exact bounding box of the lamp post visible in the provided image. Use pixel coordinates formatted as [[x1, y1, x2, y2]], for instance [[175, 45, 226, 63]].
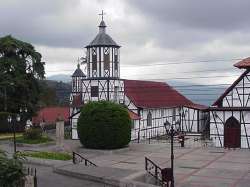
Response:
[[170, 120, 175, 187], [7, 107, 27, 154]]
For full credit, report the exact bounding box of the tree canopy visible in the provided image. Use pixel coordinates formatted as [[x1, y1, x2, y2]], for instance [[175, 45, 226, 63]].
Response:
[[0, 35, 45, 115]]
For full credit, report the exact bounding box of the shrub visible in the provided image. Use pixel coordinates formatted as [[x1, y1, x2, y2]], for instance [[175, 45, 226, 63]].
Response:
[[0, 150, 24, 187], [77, 101, 131, 149], [23, 126, 42, 139]]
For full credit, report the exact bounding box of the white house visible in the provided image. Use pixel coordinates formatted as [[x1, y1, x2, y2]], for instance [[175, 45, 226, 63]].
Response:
[[209, 57, 250, 149]]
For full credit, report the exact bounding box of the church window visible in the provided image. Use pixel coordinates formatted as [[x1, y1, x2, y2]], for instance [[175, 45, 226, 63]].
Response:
[[104, 48, 110, 70], [72, 79, 76, 89], [114, 55, 118, 70], [114, 86, 119, 101], [114, 49, 118, 70], [172, 108, 176, 121], [91, 86, 99, 97], [92, 49, 97, 70], [147, 112, 152, 127]]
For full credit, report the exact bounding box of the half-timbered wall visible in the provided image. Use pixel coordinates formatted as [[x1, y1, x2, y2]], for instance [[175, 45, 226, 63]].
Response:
[[71, 112, 80, 139], [81, 79, 124, 104], [138, 108, 180, 140], [180, 107, 209, 133], [221, 70, 250, 107], [210, 110, 250, 149]]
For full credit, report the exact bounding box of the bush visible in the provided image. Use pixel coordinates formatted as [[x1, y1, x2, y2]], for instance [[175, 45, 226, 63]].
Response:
[[23, 127, 42, 139], [77, 101, 131, 149], [0, 150, 24, 187]]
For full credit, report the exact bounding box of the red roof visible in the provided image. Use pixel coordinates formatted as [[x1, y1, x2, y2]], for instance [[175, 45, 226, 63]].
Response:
[[32, 107, 69, 125], [234, 57, 250, 69], [124, 80, 194, 108], [128, 110, 140, 120]]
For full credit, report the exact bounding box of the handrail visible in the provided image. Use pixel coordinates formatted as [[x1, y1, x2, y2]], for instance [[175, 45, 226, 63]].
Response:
[[72, 152, 97, 167], [145, 157, 163, 183]]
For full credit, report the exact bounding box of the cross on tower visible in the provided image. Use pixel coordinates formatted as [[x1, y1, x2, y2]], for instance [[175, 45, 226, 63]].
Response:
[[99, 10, 106, 21]]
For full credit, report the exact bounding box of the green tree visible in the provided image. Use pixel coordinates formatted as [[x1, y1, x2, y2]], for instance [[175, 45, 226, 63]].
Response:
[[0, 35, 45, 115], [38, 80, 58, 107]]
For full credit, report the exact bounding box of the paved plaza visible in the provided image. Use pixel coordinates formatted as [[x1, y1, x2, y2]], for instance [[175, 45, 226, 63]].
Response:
[[68, 139, 250, 187], [1, 137, 250, 187]]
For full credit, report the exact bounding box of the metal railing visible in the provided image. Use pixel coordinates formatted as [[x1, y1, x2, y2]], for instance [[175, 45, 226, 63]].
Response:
[[145, 157, 163, 183], [72, 152, 97, 166]]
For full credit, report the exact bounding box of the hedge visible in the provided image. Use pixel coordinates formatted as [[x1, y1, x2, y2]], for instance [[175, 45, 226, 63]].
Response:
[[77, 101, 131, 149]]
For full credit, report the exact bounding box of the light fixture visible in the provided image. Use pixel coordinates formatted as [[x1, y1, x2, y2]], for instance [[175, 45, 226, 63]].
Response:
[[7, 115, 12, 123], [16, 114, 21, 122]]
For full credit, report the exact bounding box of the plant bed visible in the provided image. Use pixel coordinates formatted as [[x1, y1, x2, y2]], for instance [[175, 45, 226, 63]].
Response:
[[0, 133, 23, 140], [18, 151, 72, 161], [16, 135, 53, 144]]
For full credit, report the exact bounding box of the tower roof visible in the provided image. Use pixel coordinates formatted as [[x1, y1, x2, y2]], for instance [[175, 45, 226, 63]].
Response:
[[86, 20, 120, 48], [72, 64, 86, 77], [234, 57, 250, 69]]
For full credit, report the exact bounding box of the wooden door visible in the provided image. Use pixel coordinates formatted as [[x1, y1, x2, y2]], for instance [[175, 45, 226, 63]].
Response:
[[224, 116, 241, 148]]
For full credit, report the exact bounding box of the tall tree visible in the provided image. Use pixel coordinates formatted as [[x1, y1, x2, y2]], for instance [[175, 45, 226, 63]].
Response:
[[0, 35, 45, 115]]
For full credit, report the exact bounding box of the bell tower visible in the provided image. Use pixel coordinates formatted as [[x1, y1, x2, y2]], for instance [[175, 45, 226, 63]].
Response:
[[81, 11, 124, 103], [85, 12, 120, 78]]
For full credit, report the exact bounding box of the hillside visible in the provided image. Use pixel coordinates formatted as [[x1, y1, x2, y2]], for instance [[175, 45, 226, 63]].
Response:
[[45, 80, 71, 106]]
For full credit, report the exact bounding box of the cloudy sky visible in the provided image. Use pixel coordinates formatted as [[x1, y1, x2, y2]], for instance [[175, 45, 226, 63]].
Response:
[[1, 0, 250, 103]]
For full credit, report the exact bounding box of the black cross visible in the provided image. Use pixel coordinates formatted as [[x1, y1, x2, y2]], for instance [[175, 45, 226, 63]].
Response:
[[99, 10, 106, 21]]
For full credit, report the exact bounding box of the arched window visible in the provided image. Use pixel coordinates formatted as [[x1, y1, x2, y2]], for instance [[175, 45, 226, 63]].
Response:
[[147, 112, 152, 127]]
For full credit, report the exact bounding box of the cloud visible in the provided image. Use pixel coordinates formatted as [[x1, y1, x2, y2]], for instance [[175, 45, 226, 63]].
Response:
[[1, 0, 250, 93]]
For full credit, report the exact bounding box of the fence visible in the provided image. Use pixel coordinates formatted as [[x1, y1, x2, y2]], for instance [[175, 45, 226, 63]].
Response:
[[72, 152, 97, 166]]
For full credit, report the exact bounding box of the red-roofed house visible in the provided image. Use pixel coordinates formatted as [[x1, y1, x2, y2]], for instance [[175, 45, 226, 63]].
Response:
[[209, 58, 250, 149], [69, 18, 208, 140], [32, 107, 69, 126]]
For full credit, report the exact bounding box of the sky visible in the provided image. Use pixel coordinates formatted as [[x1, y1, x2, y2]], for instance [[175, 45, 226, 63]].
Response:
[[1, 0, 250, 104]]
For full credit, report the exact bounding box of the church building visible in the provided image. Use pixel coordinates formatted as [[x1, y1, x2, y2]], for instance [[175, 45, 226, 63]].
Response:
[[69, 16, 208, 140], [210, 58, 250, 149]]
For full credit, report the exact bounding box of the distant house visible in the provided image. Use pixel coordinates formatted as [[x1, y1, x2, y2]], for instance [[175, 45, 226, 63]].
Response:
[[69, 17, 208, 140], [32, 107, 69, 126], [210, 58, 250, 149]]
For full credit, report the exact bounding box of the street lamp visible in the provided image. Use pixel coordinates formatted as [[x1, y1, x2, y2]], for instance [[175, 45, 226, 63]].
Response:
[[170, 120, 175, 187], [7, 115, 17, 153], [7, 108, 26, 154]]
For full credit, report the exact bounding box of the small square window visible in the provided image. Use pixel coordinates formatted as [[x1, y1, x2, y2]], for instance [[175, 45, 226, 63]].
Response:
[[91, 86, 99, 97]]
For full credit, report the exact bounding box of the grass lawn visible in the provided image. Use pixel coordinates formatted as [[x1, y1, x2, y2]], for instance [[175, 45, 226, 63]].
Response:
[[19, 151, 72, 160], [0, 133, 23, 140], [15, 135, 53, 144]]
